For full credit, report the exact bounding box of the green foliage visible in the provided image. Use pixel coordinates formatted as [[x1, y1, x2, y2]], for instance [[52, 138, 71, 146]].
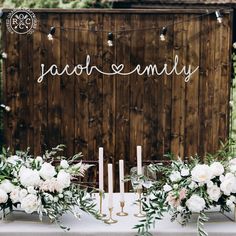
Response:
[[197, 211, 209, 236], [0, 0, 112, 8]]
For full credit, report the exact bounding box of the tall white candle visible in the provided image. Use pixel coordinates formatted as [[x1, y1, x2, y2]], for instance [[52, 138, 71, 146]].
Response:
[[119, 160, 125, 202], [99, 147, 104, 192], [108, 164, 113, 209], [137, 146, 142, 175]]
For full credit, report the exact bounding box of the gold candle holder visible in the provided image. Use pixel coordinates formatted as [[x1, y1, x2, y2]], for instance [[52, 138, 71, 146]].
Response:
[[104, 208, 118, 224], [134, 188, 146, 218], [98, 191, 106, 218], [117, 201, 128, 216]]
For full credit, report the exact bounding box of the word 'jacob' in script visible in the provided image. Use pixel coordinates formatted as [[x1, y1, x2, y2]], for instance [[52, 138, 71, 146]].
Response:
[[37, 55, 199, 83]]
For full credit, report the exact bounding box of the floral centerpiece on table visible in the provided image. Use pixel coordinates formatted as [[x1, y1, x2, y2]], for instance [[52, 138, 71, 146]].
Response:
[[136, 141, 236, 236], [0, 145, 98, 230]]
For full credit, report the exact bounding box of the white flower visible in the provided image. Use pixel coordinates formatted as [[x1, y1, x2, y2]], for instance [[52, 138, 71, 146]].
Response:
[[60, 160, 69, 169], [210, 162, 224, 177], [207, 185, 221, 202], [186, 195, 206, 213], [169, 171, 181, 182], [0, 189, 8, 203], [19, 189, 28, 199], [233, 42, 236, 49], [207, 181, 214, 188], [7, 155, 21, 165], [39, 178, 63, 193], [189, 181, 197, 190], [19, 167, 40, 187], [57, 170, 71, 189], [191, 164, 213, 183], [181, 168, 190, 177], [230, 165, 236, 173], [10, 188, 21, 203], [220, 173, 236, 195], [220, 175, 225, 182], [59, 193, 63, 198], [27, 186, 36, 194], [35, 156, 43, 165], [226, 199, 234, 208], [21, 194, 39, 214], [163, 184, 172, 192], [54, 196, 59, 202], [39, 163, 56, 180], [230, 196, 236, 203], [0, 179, 15, 193]]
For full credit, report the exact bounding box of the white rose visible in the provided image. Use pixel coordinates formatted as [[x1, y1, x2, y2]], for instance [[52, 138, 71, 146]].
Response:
[[181, 168, 190, 177], [191, 164, 213, 183], [186, 195, 206, 213], [0, 179, 15, 193], [0, 189, 8, 203], [21, 194, 39, 214], [7, 155, 21, 165], [10, 188, 21, 203], [163, 184, 172, 192], [39, 162, 56, 180], [57, 170, 71, 189], [220, 173, 236, 195], [60, 160, 69, 169], [207, 185, 221, 202], [19, 167, 40, 187], [210, 162, 224, 177], [169, 171, 181, 182]]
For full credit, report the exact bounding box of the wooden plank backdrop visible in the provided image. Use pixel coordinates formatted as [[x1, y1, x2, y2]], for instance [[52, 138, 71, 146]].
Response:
[[1, 9, 233, 190]]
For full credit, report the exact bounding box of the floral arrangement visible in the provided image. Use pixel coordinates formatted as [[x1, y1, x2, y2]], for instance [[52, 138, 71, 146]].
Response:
[[136, 141, 236, 236], [0, 145, 98, 230]]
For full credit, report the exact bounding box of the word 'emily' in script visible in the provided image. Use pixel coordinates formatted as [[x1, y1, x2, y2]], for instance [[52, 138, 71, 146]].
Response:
[[37, 55, 199, 83]]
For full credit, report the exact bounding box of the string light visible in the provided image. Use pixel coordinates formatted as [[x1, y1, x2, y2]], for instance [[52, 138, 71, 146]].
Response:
[[215, 10, 223, 24], [160, 27, 167, 41], [48, 26, 56, 41], [107, 32, 114, 47], [0, 104, 11, 112]]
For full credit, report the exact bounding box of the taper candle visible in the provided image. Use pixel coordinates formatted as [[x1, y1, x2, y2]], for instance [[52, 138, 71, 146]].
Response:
[[137, 146, 142, 175], [99, 147, 104, 192], [108, 164, 113, 209], [119, 160, 125, 202]]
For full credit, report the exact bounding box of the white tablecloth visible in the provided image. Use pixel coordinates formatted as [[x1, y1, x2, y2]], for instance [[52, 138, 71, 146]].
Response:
[[0, 193, 236, 236]]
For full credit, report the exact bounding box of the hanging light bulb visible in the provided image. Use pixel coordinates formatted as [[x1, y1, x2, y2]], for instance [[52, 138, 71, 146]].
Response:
[[0, 104, 11, 112], [215, 10, 223, 24], [160, 27, 167, 41], [107, 32, 114, 47], [48, 26, 56, 41]]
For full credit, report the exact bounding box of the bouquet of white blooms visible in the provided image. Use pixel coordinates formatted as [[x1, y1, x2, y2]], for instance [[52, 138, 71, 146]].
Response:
[[0, 145, 98, 230], [136, 141, 236, 236]]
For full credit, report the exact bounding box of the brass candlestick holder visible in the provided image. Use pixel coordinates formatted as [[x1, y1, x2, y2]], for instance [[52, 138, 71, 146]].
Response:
[[98, 191, 106, 218], [134, 188, 146, 218], [104, 208, 118, 224], [117, 201, 128, 216]]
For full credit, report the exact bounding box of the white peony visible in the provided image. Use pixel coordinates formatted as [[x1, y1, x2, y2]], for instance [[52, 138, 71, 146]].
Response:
[[39, 163, 56, 180], [191, 164, 213, 183], [169, 171, 181, 182], [7, 155, 21, 165], [0, 179, 15, 193], [0, 189, 8, 203], [220, 173, 236, 196], [57, 170, 71, 189], [21, 194, 39, 214], [186, 194, 206, 213], [181, 168, 190, 177], [207, 185, 221, 202], [210, 162, 224, 177], [19, 167, 40, 187], [163, 184, 172, 192], [60, 160, 69, 169], [10, 187, 21, 203]]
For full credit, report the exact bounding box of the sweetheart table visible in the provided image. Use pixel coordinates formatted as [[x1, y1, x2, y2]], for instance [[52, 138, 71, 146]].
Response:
[[0, 193, 236, 236]]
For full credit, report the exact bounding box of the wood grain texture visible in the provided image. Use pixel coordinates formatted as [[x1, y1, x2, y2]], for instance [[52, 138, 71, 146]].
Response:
[[2, 10, 233, 190]]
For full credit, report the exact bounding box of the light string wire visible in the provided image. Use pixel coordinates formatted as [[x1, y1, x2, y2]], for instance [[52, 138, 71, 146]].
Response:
[[45, 8, 228, 35]]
